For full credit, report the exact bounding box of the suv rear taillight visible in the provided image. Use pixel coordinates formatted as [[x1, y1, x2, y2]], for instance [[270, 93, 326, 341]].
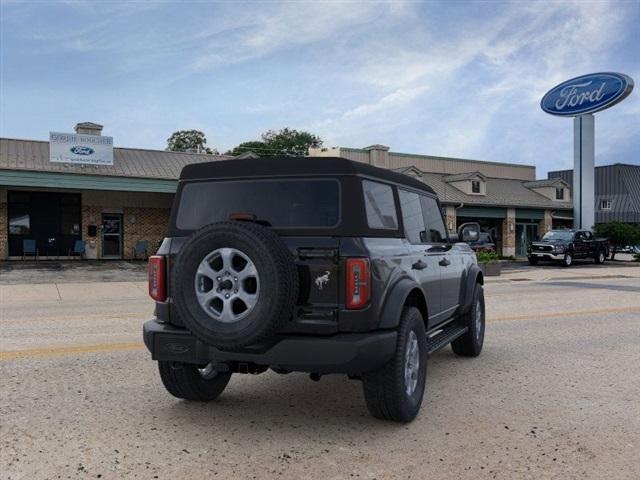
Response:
[[148, 255, 167, 302], [346, 258, 370, 309]]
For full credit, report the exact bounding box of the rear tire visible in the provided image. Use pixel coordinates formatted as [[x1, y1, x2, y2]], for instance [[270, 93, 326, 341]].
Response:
[[362, 307, 427, 422], [452, 284, 485, 357], [158, 361, 232, 401]]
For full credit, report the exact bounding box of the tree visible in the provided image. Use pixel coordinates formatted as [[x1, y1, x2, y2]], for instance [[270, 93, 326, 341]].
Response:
[[167, 130, 216, 154], [594, 222, 640, 260], [227, 128, 322, 157], [260, 128, 322, 156], [226, 141, 268, 156]]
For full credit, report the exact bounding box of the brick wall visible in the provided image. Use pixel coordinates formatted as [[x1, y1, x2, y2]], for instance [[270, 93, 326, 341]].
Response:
[[501, 208, 516, 257], [81, 205, 103, 259], [122, 207, 170, 259], [0, 200, 7, 260]]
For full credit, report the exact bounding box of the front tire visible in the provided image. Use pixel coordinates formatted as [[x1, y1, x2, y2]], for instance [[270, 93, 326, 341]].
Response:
[[528, 256, 539, 265], [594, 250, 606, 264], [158, 361, 232, 401], [562, 253, 573, 267], [452, 284, 485, 357], [362, 307, 427, 422]]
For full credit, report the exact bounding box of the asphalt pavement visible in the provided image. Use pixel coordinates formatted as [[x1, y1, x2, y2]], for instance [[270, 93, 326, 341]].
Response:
[[1, 262, 639, 479]]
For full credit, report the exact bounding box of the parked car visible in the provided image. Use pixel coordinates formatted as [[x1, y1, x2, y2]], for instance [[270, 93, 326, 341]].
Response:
[[527, 229, 609, 267], [468, 232, 496, 253], [143, 156, 485, 422]]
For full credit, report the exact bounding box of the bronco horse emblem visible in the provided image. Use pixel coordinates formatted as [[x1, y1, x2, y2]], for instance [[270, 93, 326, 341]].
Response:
[[315, 271, 331, 290]]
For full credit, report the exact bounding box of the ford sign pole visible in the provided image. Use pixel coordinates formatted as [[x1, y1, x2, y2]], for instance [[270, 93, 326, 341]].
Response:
[[573, 114, 595, 230], [541, 72, 634, 230]]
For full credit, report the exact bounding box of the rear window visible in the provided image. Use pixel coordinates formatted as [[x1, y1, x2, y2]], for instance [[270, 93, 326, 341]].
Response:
[[175, 179, 340, 230], [363, 180, 398, 230]]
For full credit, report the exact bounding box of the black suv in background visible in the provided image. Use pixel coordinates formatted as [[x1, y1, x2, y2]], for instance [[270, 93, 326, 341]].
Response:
[[528, 229, 609, 267], [144, 157, 485, 422]]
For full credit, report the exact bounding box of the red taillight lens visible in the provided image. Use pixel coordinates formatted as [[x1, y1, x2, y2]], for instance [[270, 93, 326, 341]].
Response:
[[346, 258, 370, 309], [148, 255, 167, 302]]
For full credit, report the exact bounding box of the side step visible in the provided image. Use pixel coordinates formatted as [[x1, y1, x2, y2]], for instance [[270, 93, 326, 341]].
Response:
[[426, 324, 468, 357]]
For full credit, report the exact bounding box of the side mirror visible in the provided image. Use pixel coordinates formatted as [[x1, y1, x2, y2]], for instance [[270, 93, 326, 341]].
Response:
[[458, 222, 481, 243]]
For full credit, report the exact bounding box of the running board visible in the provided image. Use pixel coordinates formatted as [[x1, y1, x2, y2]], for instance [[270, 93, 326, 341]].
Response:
[[426, 324, 468, 357]]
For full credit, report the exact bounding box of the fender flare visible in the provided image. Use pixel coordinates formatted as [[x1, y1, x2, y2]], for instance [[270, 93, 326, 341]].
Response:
[[378, 277, 426, 329], [460, 264, 484, 314]]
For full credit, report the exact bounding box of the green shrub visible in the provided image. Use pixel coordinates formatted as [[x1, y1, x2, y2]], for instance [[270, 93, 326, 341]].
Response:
[[476, 251, 499, 263], [594, 222, 640, 260]]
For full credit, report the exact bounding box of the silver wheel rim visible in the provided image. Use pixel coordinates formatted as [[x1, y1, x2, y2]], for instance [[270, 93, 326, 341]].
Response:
[[194, 247, 260, 323], [475, 298, 483, 340], [599, 252, 604, 263], [566, 254, 572, 266], [198, 363, 217, 380], [404, 331, 420, 396]]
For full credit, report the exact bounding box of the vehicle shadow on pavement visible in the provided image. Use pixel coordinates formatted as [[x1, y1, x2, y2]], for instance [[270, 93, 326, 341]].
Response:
[[152, 349, 470, 435]]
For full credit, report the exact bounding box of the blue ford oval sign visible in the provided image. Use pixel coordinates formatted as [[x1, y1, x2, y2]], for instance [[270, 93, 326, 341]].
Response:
[[541, 72, 633, 116], [70, 145, 95, 155]]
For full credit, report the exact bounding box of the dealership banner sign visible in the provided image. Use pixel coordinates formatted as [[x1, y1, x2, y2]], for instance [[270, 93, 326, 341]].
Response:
[[49, 132, 114, 165]]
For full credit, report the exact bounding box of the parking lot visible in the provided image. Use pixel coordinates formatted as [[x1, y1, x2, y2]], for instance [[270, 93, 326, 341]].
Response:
[[1, 261, 639, 479]]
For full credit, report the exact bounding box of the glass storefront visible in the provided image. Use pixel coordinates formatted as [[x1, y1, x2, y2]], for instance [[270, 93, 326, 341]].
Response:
[[515, 222, 539, 257], [7, 191, 81, 257]]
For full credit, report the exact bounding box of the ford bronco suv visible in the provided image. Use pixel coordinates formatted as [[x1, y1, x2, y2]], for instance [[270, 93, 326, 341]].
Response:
[[144, 157, 485, 422]]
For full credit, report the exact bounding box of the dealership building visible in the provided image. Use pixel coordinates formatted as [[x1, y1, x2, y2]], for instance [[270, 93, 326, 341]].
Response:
[[0, 123, 229, 260], [309, 145, 575, 257], [4, 122, 636, 261]]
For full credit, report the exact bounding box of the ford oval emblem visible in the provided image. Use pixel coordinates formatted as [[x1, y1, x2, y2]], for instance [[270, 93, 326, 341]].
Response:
[[541, 72, 634, 116], [163, 342, 190, 355], [70, 145, 95, 155]]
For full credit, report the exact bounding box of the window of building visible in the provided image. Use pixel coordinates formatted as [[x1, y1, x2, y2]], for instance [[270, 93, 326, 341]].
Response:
[[362, 180, 398, 230], [600, 199, 612, 210], [471, 180, 481, 194], [8, 192, 30, 235], [555, 188, 564, 200], [419, 195, 447, 243], [398, 190, 426, 243]]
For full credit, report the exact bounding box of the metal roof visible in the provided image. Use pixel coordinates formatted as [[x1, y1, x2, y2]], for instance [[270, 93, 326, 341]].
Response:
[[0, 137, 232, 180], [549, 164, 640, 222]]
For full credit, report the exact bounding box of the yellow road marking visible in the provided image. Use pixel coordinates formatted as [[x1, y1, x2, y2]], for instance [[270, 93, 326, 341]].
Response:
[[0, 342, 144, 361], [489, 306, 640, 322], [2, 306, 640, 361]]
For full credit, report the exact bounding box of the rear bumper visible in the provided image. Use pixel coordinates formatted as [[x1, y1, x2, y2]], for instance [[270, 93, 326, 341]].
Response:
[[143, 320, 397, 375]]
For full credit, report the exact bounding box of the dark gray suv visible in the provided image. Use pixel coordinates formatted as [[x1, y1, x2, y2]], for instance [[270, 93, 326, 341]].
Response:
[[144, 156, 485, 422]]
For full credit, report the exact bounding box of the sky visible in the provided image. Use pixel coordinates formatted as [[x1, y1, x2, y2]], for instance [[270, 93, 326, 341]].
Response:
[[1, 0, 638, 177]]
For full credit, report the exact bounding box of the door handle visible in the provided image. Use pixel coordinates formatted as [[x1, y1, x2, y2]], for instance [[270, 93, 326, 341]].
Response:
[[412, 260, 427, 270], [439, 257, 451, 267]]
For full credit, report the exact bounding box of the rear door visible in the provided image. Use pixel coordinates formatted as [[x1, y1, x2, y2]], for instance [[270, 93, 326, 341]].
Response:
[[420, 195, 463, 322], [398, 189, 442, 320]]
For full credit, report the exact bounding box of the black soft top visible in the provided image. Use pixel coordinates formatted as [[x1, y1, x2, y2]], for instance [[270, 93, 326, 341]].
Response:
[[180, 156, 436, 195]]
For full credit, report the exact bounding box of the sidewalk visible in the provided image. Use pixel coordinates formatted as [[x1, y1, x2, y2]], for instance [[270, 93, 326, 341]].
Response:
[[487, 258, 640, 283], [0, 260, 147, 285]]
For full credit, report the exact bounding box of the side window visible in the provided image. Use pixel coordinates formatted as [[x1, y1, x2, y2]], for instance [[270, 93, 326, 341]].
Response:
[[420, 195, 447, 243], [362, 180, 398, 230], [398, 190, 426, 243]]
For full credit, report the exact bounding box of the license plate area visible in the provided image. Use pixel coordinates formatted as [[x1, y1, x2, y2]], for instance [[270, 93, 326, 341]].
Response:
[[153, 334, 198, 362]]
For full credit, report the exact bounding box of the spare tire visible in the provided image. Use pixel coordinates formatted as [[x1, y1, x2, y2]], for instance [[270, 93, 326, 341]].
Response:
[[172, 221, 299, 350]]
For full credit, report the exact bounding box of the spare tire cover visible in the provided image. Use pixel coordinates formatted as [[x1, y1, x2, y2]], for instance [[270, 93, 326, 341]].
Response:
[[172, 221, 299, 350]]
